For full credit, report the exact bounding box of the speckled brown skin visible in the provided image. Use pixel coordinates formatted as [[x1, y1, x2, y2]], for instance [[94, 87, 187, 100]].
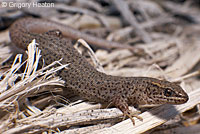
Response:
[[9, 18, 188, 124]]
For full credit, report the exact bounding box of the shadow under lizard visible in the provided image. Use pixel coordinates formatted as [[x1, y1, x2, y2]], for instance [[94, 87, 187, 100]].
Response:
[[9, 18, 189, 124]]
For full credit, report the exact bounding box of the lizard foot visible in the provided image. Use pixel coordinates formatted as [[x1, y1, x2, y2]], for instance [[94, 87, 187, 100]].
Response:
[[112, 95, 143, 125], [123, 109, 143, 125]]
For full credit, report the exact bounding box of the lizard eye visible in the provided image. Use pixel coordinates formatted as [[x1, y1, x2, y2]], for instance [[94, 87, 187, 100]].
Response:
[[164, 88, 172, 97]]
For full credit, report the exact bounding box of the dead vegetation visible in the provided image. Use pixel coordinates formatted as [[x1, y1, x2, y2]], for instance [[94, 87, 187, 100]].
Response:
[[0, 0, 200, 133]]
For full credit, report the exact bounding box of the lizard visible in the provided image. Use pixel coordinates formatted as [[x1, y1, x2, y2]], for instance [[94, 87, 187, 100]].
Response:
[[9, 17, 189, 124]]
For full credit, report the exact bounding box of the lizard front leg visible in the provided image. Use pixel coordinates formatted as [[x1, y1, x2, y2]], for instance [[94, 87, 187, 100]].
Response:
[[112, 95, 143, 125]]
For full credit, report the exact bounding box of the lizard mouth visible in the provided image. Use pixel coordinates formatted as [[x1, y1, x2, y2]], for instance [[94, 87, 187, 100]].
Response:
[[147, 94, 189, 105], [140, 95, 189, 107], [156, 95, 189, 104]]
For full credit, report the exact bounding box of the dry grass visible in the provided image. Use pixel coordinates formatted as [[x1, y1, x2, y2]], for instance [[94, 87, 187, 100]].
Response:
[[0, 36, 200, 133], [1, 0, 200, 133], [1, 16, 200, 134], [0, 40, 67, 133]]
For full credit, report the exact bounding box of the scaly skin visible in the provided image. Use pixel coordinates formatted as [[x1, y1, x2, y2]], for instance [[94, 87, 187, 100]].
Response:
[[9, 18, 189, 124]]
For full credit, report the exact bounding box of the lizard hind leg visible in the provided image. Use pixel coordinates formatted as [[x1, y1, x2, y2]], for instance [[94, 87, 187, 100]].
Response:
[[112, 95, 143, 125]]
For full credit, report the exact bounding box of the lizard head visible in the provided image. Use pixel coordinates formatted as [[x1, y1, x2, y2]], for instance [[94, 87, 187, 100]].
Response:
[[143, 79, 189, 106], [129, 77, 189, 107]]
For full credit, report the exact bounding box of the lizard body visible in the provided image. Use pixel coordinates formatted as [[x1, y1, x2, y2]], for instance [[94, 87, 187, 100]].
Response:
[[9, 18, 188, 124]]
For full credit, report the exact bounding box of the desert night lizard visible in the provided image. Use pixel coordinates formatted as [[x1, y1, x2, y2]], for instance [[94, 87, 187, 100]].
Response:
[[9, 17, 189, 124]]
